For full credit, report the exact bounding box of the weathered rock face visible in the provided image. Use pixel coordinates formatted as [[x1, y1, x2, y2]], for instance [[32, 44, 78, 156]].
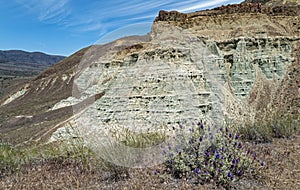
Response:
[[0, 2, 299, 145], [52, 25, 224, 137], [153, 2, 299, 121]]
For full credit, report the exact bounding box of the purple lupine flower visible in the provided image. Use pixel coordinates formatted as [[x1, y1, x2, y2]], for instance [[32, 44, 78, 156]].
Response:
[[197, 121, 202, 127], [194, 168, 201, 174], [162, 150, 166, 155], [229, 133, 232, 138], [215, 153, 221, 159], [237, 142, 242, 149], [189, 128, 194, 132], [260, 160, 264, 166], [253, 152, 257, 160], [232, 158, 239, 165], [197, 121, 204, 130], [235, 134, 239, 139], [237, 170, 243, 176], [227, 172, 234, 180]]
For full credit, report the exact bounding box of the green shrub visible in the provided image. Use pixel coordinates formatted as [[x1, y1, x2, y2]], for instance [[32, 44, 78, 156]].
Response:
[[161, 122, 264, 188], [238, 113, 299, 142], [110, 127, 167, 148], [0, 143, 25, 175]]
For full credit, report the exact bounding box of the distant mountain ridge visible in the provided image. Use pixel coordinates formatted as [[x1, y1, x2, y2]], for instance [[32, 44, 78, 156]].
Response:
[[0, 50, 65, 65]]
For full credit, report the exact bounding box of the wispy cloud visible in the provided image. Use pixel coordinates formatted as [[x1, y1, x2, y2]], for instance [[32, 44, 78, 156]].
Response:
[[178, 0, 231, 12], [38, 0, 70, 22], [16, 0, 71, 24], [15, 0, 242, 34]]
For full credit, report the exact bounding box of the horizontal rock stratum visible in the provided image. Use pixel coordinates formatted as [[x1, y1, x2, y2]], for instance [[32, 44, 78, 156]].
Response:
[[0, 1, 299, 145]]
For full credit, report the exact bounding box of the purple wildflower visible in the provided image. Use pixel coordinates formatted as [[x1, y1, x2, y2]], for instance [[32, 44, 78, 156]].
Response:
[[253, 153, 257, 160], [237, 142, 242, 149], [232, 158, 239, 165], [194, 168, 201, 174], [235, 134, 239, 139], [197, 122, 204, 129], [227, 172, 234, 180], [237, 170, 243, 176], [260, 160, 264, 166]]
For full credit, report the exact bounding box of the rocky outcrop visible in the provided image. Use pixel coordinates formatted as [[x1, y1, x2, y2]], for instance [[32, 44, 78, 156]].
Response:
[[155, 10, 187, 22], [153, 2, 299, 121]]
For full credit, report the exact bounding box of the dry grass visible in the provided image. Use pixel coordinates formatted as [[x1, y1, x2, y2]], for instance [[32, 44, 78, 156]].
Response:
[[251, 135, 300, 189], [0, 135, 299, 190]]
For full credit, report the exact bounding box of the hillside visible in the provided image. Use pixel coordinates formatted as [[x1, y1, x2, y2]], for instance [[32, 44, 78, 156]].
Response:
[[0, 50, 65, 99]]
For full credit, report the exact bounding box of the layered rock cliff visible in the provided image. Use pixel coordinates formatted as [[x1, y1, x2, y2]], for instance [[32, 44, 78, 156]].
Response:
[[155, 2, 300, 119]]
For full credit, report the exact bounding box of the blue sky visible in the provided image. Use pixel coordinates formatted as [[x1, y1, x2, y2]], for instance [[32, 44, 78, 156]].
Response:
[[0, 0, 242, 56]]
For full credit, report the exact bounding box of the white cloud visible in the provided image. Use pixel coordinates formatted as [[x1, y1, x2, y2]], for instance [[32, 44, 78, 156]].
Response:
[[38, 0, 70, 21], [178, 0, 231, 12], [15, 0, 242, 34], [16, 0, 71, 23]]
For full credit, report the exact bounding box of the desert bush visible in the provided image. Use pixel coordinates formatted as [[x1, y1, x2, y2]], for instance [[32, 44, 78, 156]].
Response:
[[0, 143, 25, 175], [238, 113, 299, 142], [110, 127, 167, 148], [89, 126, 168, 180], [161, 121, 264, 187], [0, 138, 97, 178]]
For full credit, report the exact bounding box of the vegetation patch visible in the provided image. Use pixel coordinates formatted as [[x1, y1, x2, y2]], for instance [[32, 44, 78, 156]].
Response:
[[159, 121, 264, 188]]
